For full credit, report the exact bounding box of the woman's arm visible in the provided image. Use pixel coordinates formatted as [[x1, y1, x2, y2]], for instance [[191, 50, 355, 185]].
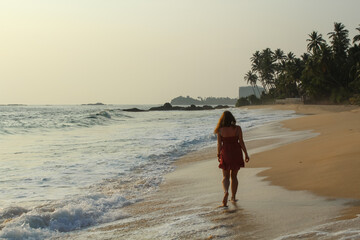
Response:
[[238, 126, 250, 162], [217, 130, 222, 161]]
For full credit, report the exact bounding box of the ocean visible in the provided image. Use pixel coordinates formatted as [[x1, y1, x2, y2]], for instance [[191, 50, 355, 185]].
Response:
[[1, 105, 358, 239]]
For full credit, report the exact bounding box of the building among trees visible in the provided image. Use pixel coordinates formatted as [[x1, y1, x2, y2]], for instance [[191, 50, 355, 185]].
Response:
[[238, 86, 264, 98]]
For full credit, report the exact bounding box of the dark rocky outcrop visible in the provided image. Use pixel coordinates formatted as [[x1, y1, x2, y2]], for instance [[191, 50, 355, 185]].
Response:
[[135, 103, 230, 112], [214, 105, 230, 109], [122, 108, 148, 112]]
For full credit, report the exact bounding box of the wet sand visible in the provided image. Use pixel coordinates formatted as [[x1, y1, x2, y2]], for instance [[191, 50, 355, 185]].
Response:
[[79, 104, 360, 239]]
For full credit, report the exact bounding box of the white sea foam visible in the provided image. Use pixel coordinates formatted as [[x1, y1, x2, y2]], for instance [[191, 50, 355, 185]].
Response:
[[0, 194, 132, 239], [141, 212, 229, 240]]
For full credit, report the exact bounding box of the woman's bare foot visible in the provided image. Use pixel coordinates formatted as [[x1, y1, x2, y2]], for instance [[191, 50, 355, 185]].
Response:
[[230, 197, 238, 203], [221, 192, 229, 207]]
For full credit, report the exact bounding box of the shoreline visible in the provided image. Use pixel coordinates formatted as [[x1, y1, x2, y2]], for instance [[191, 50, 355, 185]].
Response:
[[88, 121, 328, 239], [84, 104, 360, 239]]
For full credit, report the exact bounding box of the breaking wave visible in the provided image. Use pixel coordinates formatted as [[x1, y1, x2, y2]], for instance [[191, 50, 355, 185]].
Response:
[[0, 106, 133, 135], [0, 194, 133, 239]]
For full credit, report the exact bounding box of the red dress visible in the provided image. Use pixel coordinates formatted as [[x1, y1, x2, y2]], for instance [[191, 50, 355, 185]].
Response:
[[218, 135, 244, 170]]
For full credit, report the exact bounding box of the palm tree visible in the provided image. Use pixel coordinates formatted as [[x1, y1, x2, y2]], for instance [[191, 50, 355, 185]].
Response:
[[328, 22, 350, 60], [250, 50, 269, 92], [307, 31, 326, 55], [353, 25, 360, 45], [274, 49, 286, 62], [245, 70, 263, 97], [286, 52, 296, 62], [273, 49, 286, 86], [301, 53, 310, 62], [260, 48, 276, 90], [244, 70, 257, 96], [244, 22, 360, 103], [348, 43, 360, 94], [328, 22, 352, 90], [250, 51, 261, 72]]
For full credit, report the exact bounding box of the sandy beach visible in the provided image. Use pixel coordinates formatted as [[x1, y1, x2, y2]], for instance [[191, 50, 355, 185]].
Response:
[[246, 104, 360, 200], [83, 104, 360, 239], [246, 104, 360, 226]]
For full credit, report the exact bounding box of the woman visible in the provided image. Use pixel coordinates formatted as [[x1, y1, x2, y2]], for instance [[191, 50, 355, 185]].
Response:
[[214, 111, 250, 207]]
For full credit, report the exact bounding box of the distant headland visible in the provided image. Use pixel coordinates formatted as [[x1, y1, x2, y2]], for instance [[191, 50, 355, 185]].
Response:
[[170, 96, 237, 105], [0, 104, 27, 106], [81, 102, 106, 106]]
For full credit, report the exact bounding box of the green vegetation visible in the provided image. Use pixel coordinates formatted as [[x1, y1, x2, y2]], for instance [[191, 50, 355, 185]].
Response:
[[235, 94, 262, 107], [236, 97, 250, 107], [244, 22, 360, 105]]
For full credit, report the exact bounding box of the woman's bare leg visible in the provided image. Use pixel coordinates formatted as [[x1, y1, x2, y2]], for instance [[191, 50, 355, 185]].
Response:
[[230, 169, 239, 202], [222, 170, 230, 206]]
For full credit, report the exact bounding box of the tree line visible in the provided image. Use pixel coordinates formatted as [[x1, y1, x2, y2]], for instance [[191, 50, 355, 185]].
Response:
[[243, 22, 360, 105]]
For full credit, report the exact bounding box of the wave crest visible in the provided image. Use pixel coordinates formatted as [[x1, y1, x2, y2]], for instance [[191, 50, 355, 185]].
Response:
[[0, 194, 132, 239]]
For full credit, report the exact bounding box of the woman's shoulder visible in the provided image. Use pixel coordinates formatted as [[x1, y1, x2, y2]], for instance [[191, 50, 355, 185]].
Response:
[[235, 125, 242, 134]]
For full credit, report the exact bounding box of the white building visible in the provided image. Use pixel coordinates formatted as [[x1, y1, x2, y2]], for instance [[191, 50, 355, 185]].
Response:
[[238, 86, 264, 98]]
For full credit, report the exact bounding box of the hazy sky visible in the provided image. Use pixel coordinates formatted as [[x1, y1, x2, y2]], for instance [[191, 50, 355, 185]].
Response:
[[1, 0, 359, 105]]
